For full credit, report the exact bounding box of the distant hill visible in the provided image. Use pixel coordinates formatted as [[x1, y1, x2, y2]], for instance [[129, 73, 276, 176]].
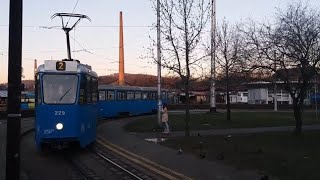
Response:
[[98, 73, 213, 91], [0, 75, 214, 91], [99, 73, 164, 87]]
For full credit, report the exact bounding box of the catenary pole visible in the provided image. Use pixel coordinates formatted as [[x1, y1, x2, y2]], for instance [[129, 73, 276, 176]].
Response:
[[315, 78, 318, 121], [157, 0, 162, 125], [210, 0, 217, 112], [6, 0, 23, 179]]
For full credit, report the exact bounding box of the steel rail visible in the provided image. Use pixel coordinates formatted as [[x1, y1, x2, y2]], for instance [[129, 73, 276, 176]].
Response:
[[94, 151, 144, 180], [67, 158, 90, 180]]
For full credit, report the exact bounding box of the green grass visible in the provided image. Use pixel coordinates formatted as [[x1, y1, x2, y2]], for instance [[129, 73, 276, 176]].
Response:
[[124, 111, 320, 132], [161, 131, 320, 180]]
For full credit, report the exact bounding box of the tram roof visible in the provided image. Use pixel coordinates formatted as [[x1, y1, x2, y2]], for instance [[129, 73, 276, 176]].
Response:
[[37, 60, 98, 77], [98, 85, 168, 92], [0, 91, 34, 98]]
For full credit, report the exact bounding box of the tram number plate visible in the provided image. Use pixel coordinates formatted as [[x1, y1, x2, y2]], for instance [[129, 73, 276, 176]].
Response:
[[56, 61, 66, 71], [55, 111, 65, 116], [44, 129, 54, 134]]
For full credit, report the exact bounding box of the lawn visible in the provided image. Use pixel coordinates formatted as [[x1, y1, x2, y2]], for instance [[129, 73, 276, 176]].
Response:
[[124, 111, 320, 132], [161, 131, 320, 180]]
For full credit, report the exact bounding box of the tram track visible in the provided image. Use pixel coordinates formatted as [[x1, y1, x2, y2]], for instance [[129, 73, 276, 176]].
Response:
[[62, 144, 152, 180], [16, 116, 192, 179], [65, 153, 104, 180], [19, 126, 101, 180], [17, 117, 152, 180], [93, 150, 144, 180]]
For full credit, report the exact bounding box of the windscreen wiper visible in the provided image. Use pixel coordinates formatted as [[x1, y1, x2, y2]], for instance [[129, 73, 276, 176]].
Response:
[[59, 88, 72, 101]]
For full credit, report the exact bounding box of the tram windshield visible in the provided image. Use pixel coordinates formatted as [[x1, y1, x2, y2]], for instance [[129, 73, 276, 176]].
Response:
[[42, 74, 78, 104]]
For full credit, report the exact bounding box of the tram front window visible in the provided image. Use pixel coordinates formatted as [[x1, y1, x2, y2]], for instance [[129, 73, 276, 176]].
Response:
[[43, 75, 78, 104]]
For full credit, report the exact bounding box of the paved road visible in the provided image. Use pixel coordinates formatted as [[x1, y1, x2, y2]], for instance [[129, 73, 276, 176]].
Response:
[[99, 119, 277, 180], [1, 116, 319, 180], [0, 117, 33, 180], [0, 121, 6, 180]]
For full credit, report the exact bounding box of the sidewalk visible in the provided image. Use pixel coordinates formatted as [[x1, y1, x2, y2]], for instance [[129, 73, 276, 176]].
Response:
[[134, 124, 320, 139], [98, 119, 273, 180]]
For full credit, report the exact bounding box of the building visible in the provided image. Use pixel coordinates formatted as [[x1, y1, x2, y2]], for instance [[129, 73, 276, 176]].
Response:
[[244, 81, 314, 105]]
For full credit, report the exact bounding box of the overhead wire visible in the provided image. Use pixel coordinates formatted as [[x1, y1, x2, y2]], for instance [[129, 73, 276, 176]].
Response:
[[69, 35, 115, 65], [65, 0, 80, 27], [1, 25, 153, 28]]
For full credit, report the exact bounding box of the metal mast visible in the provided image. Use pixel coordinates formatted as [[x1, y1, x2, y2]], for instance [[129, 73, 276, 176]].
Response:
[[51, 13, 91, 60], [6, 0, 23, 179], [210, 0, 217, 112]]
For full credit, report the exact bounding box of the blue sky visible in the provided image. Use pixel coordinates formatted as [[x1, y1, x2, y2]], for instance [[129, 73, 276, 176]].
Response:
[[1, 0, 319, 83]]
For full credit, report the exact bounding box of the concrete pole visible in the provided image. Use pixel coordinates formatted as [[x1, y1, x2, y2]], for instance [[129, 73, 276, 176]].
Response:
[[119, 11, 125, 86], [157, 0, 162, 125], [274, 81, 277, 112], [210, 0, 217, 112], [315, 79, 318, 121]]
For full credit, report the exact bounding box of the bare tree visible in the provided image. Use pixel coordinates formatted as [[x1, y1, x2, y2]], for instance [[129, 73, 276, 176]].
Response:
[[150, 0, 210, 136], [215, 20, 245, 121], [242, 2, 320, 134]]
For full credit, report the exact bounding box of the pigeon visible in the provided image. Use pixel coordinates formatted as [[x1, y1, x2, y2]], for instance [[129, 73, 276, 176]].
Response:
[[199, 152, 206, 159]]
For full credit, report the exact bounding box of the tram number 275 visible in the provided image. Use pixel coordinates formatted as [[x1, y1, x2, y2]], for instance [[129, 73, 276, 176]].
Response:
[[55, 111, 66, 116]]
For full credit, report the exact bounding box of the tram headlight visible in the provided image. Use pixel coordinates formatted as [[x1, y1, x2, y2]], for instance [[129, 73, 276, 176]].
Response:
[[56, 123, 64, 130]]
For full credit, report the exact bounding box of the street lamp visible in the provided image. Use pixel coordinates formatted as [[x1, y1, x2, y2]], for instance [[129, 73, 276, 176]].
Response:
[[157, 0, 162, 125]]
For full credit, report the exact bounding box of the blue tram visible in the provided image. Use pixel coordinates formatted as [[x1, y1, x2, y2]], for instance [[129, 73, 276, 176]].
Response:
[[21, 92, 35, 110], [35, 60, 98, 149], [98, 85, 168, 118]]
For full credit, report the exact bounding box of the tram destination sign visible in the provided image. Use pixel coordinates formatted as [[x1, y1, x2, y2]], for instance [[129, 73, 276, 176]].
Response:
[[56, 61, 66, 71], [44, 60, 78, 72]]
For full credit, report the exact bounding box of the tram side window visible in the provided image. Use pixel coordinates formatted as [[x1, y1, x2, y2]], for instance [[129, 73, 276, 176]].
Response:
[[127, 91, 134, 100], [92, 78, 98, 102], [117, 91, 126, 100], [148, 92, 157, 100], [79, 76, 86, 104], [142, 92, 148, 100], [162, 92, 168, 100], [99, 90, 106, 101], [86, 76, 92, 103], [21, 95, 26, 103], [35, 75, 41, 104], [135, 92, 141, 100], [147, 92, 152, 100], [106, 90, 114, 100]]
